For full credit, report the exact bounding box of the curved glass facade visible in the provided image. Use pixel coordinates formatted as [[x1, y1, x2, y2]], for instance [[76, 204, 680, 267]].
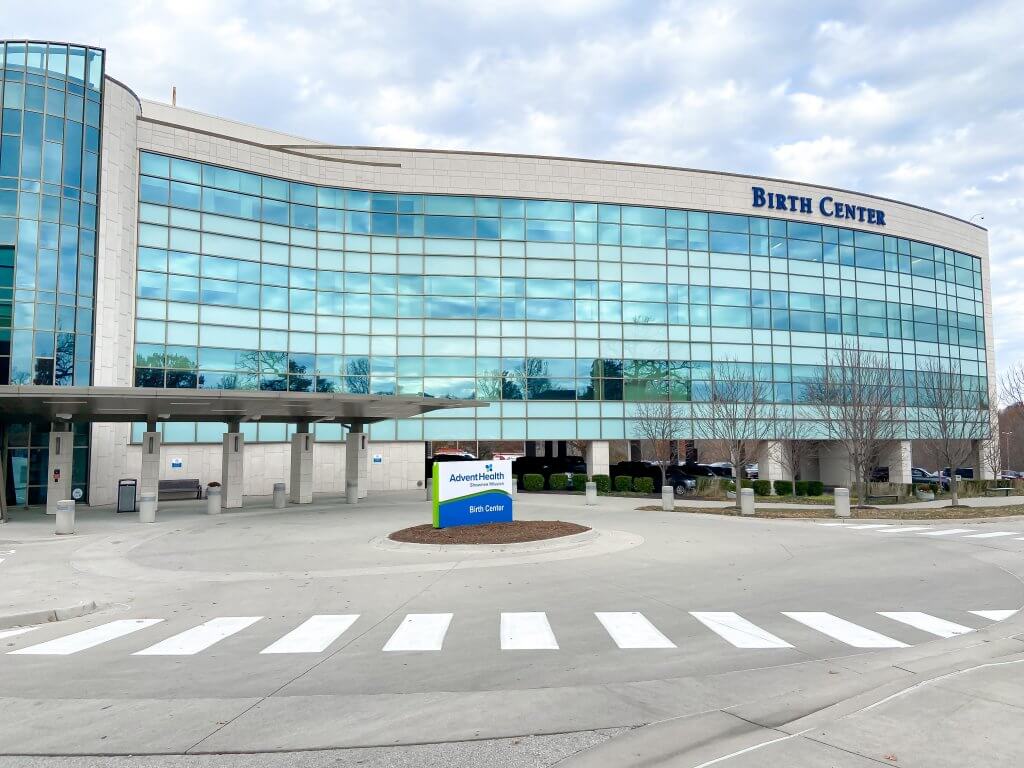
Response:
[[133, 151, 987, 443], [0, 41, 104, 502]]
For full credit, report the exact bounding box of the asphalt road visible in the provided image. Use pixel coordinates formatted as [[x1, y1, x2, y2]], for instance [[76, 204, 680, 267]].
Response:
[[1, 492, 1023, 766]]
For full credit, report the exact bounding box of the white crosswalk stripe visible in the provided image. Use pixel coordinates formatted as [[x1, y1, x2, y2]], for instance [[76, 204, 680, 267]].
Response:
[[877, 612, 975, 638], [816, 523, 848, 527], [823, 525, 1024, 541], [782, 612, 908, 648], [690, 612, 792, 648], [260, 615, 359, 654], [0, 627, 37, 641], [134, 617, 261, 656], [877, 527, 931, 534], [970, 610, 1018, 621], [595, 612, 676, 648], [2, 609, 1015, 659], [500, 612, 559, 650], [383, 613, 453, 651], [10, 619, 162, 655]]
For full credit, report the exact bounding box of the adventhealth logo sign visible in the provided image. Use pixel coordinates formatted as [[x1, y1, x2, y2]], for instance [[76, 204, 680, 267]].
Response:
[[448, 468, 506, 482], [752, 185, 886, 226], [433, 459, 514, 528]]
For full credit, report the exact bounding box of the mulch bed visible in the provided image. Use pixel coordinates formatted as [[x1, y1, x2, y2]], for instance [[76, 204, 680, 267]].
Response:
[[389, 520, 590, 545]]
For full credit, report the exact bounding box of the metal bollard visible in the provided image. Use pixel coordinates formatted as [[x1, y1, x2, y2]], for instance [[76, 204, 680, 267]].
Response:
[[661, 485, 674, 511], [55, 499, 75, 535], [739, 487, 755, 516], [273, 482, 287, 509], [585, 481, 597, 506], [206, 486, 221, 515], [424, 477, 432, 502], [138, 492, 157, 523], [834, 487, 851, 518]]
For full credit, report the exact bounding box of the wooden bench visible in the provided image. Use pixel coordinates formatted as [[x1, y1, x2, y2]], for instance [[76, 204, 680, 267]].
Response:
[[984, 487, 1014, 497], [867, 494, 900, 504], [158, 478, 203, 500]]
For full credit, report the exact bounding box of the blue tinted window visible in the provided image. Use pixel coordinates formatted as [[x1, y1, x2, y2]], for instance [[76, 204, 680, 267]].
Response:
[[709, 231, 748, 254], [424, 195, 474, 215], [525, 200, 572, 220], [709, 213, 748, 233]]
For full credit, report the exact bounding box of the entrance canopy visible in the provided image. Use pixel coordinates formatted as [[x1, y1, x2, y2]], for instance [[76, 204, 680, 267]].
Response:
[[0, 385, 482, 426]]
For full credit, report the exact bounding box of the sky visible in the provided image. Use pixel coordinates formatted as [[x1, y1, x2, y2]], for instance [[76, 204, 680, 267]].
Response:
[[8, 0, 1024, 377]]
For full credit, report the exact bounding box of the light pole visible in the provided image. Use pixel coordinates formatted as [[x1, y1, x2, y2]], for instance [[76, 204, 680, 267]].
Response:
[[1004, 431, 1014, 473]]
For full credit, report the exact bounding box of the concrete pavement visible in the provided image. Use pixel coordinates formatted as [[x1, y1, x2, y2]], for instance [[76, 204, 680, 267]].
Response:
[[1, 491, 1023, 765]]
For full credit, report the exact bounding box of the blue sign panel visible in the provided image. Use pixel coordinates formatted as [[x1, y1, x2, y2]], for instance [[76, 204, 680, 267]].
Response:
[[432, 459, 514, 528]]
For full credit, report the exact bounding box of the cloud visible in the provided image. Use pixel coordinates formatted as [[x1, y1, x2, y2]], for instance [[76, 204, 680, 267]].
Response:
[[769, 136, 861, 184]]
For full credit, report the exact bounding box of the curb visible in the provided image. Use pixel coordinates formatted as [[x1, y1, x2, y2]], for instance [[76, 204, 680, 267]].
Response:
[[0, 600, 98, 630]]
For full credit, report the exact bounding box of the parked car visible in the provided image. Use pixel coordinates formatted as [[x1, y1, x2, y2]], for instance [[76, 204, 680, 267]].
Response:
[[911, 467, 949, 490], [1000, 470, 1022, 480], [610, 461, 698, 496], [679, 462, 720, 475], [940, 467, 975, 480], [425, 452, 477, 480], [706, 461, 734, 477], [511, 455, 587, 489]]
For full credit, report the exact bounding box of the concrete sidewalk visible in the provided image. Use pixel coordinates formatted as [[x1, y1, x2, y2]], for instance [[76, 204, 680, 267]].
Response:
[[562, 611, 1024, 767]]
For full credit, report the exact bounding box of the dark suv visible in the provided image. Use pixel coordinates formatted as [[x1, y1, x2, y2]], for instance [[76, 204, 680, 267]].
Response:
[[610, 461, 698, 496], [425, 453, 477, 480], [911, 467, 948, 490]]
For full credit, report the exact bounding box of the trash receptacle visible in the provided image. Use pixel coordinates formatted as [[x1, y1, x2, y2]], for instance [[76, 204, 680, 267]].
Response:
[[117, 478, 138, 513]]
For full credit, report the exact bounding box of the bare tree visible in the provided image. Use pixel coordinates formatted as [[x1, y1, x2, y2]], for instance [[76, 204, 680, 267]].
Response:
[[980, 433, 1002, 481], [917, 358, 992, 505], [1001, 361, 1024, 408], [774, 423, 819, 497], [693, 360, 773, 481], [568, 439, 589, 460], [806, 346, 902, 505], [630, 400, 684, 488]]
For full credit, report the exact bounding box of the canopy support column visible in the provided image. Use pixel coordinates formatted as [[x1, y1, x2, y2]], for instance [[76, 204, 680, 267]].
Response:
[[140, 429, 161, 512], [345, 423, 367, 504], [289, 422, 314, 504], [46, 422, 73, 516], [221, 419, 244, 509]]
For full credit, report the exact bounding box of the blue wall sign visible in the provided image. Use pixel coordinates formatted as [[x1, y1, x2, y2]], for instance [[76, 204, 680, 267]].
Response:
[[752, 185, 886, 226], [432, 459, 514, 528]]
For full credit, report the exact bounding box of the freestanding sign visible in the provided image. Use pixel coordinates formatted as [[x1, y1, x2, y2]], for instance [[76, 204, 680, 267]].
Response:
[[433, 459, 514, 528]]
